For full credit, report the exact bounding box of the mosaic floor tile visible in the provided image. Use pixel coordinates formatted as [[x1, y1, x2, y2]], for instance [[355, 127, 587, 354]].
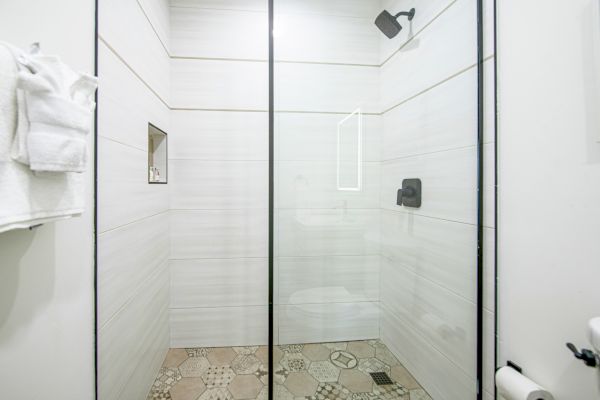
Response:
[[284, 371, 318, 397], [186, 348, 213, 357], [308, 360, 341, 383], [350, 393, 378, 400], [147, 389, 172, 400], [170, 377, 207, 400], [179, 357, 211, 378], [279, 344, 304, 354], [338, 370, 373, 393], [302, 344, 331, 361], [197, 388, 233, 400], [408, 389, 432, 400], [373, 384, 409, 400], [330, 351, 358, 369], [281, 353, 310, 372], [307, 382, 352, 400], [151, 367, 182, 392], [228, 375, 264, 399], [347, 342, 375, 359], [233, 346, 259, 355], [232, 354, 262, 375], [202, 366, 236, 388], [357, 358, 391, 375]]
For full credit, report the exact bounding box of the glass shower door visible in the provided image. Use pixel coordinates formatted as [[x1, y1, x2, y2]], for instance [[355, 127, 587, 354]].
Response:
[[271, 1, 485, 400]]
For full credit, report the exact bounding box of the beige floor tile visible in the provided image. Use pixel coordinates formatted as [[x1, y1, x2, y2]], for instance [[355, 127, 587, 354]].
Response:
[[284, 371, 318, 397], [338, 369, 373, 393], [179, 357, 211, 378], [255, 346, 269, 365], [163, 349, 189, 368], [409, 389, 432, 400], [302, 344, 330, 361], [170, 377, 207, 400], [228, 375, 264, 399], [207, 347, 237, 366], [232, 354, 261, 374], [391, 365, 421, 390], [347, 342, 375, 359]]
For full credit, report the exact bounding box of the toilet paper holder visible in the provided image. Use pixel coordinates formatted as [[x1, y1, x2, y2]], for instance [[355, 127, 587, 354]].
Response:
[[565, 317, 600, 368]]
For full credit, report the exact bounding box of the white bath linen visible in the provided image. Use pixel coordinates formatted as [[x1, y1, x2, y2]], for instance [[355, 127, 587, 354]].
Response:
[[16, 47, 97, 173], [0, 44, 85, 233]]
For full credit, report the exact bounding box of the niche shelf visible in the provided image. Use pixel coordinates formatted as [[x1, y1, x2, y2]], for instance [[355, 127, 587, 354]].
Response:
[[148, 123, 168, 184]]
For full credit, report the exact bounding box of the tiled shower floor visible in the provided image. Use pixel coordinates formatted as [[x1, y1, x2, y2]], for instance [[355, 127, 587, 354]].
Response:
[[147, 340, 431, 400]]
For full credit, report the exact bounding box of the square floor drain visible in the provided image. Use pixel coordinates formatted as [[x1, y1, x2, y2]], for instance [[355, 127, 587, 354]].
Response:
[[370, 372, 394, 385]]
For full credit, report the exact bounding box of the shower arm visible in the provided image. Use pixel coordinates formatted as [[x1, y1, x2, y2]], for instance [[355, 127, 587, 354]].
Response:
[[394, 9, 415, 21]]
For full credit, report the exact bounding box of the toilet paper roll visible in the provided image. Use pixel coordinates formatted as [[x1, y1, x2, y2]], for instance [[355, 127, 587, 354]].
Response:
[[496, 367, 554, 400]]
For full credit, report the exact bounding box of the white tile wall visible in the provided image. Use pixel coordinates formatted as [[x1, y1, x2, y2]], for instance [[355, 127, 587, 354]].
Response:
[[278, 302, 380, 345], [170, 209, 268, 259], [171, 58, 268, 110], [170, 0, 267, 12], [276, 113, 381, 162], [171, 258, 268, 308], [170, 306, 268, 347], [277, 255, 380, 304], [275, 63, 379, 113], [97, 137, 169, 233], [99, 0, 170, 102], [170, 110, 268, 160], [169, 160, 268, 210], [170, 7, 267, 59], [98, 1, 171, 399], [98, 212, 169, 328]]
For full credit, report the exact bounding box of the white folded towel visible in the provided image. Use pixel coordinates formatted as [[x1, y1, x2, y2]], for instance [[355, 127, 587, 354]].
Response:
[[0, 43, 85, 233], [16, 46, 97, 173]]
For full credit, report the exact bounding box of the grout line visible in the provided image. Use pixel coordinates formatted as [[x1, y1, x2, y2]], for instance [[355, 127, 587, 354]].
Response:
[[99, 135, 147, 153], [98, 210, 169, 236], [98, 36, 170, 109], [381, 144, 478, 163], [136, 0, 170, 57]]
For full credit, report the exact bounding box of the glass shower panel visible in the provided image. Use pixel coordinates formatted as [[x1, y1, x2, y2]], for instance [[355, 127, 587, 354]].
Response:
[[272, 1, 481, 399]]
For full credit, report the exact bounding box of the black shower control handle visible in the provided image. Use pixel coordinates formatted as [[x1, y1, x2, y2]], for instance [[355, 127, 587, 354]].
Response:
[[566, 342, 597, 367]]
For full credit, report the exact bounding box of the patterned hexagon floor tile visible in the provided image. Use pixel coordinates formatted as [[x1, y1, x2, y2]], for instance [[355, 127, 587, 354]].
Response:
[[197, 388, 233, 400], [357, 358, 391, 375], [374, 344, 399, 367], [274, 363, 290, 385], [233, 346, 259, 355], [350, 393, 378, 400], [179, 357, 211, 378], [147, 389, 172, 400], [323, 342, 348, 352], [347, 342, 375, 359], [330, 351, 358, 369], [306, 382, 352, 400], [373, 383, 409, 400], [279, 344, 304, 354], [228, 374, 264, 400], [254, 364, 269, 385], [186, 348, 213, 357], [281, 353, 310, 372], [232, 354, 262, 375], [151, 367, 182, 392], [202, 366, 236, 388], [274, 383, 294, 400], [308, 361, 341, 383]]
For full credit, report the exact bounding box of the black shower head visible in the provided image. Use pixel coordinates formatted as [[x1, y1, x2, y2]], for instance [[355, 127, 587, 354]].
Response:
[[375, 8, 415, 39]]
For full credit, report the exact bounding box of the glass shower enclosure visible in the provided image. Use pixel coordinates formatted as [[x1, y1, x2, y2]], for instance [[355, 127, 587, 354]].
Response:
[[271, 1, 486, 399]]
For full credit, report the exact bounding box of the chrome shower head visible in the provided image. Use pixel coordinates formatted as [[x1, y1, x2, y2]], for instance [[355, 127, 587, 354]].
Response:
[[374, 8, 415, 39]]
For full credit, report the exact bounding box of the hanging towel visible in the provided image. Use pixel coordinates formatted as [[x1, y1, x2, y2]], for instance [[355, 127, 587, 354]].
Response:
[[0, 43, 85, 233], [16, 46, 97, 173]]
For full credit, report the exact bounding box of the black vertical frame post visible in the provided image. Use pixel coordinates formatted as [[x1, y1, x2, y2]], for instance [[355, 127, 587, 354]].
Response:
[[493, 0, 499, 398], [94, 0, 99, 398], [476, 0, 485, 399], [268, 0, 275, 399]]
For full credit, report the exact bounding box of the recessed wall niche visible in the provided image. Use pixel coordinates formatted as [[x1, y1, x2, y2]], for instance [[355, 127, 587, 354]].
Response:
[[148, 123, 167, 184]]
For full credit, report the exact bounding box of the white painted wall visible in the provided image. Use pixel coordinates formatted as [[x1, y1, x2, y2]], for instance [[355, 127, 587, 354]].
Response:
[[97, 0, 171, 399], [0, 1, 95, 399], [498, 1, 600, 399]]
